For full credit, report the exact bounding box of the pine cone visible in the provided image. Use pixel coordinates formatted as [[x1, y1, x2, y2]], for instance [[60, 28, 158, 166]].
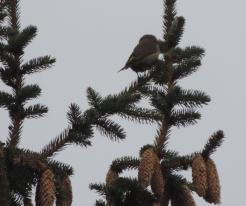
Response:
[[204, 158, 221, 204], [138, 148, 156, 188], [171, 185, 196, 206], [151, 157, 165, 200], [106, 168, 118, 185], [36, 169, 56, 206], [182, 186, 196, 206], [105, 168, 118, 206], [192, 154, 207, 197], [56, 175, 73, 206]]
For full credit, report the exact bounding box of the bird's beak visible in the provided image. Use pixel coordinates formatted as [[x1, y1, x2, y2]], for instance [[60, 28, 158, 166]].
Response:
[[118, 67, 127, 73]]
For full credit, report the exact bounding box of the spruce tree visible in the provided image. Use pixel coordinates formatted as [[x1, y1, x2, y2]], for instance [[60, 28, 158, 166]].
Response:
[[90, 0, 225, 206]]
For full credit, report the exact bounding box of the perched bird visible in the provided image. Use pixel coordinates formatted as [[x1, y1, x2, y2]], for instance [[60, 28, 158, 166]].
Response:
[[119, 34, 160, 73]]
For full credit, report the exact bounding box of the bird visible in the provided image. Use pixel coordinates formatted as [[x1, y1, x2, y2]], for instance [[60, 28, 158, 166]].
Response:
[[119, 34, 160, 73]]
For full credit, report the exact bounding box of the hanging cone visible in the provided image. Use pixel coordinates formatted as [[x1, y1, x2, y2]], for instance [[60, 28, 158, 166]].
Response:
[[138, 148, 156, 188], [204, 158, 221, 204], [36, 169, 56, 206], [171, 185, 196, 206], [24, 198, 33, 206], [106, 168, 118, 186], [182, 185, 196, 206], [105, 168, 118, 206], [56, 175, 73, 206], [192, 154, 207, 197], [151, 157, 165, 200]]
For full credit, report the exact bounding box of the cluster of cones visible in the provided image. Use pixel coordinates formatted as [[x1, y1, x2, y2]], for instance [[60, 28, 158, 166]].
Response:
[[138, 147, 166, 206], [137, 147, 194, 206], [192, 154, 221, 204], [35, 168, 72, 206], [105, 146, 166, 205], [105, 148, 221, 206]]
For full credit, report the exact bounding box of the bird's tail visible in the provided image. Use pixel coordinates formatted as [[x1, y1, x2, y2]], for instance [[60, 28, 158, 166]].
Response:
[[118, 66, 128, 73]]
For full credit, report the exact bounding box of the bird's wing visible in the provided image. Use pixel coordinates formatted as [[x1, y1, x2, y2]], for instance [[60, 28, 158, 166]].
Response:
[[126, 42, 157, 65]]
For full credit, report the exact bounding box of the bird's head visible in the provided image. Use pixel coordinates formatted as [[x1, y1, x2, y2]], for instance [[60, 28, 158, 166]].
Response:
[[139, 34, 157, 43]]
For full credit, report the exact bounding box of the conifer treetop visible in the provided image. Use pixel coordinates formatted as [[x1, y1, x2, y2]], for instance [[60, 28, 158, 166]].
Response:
[[90, 0, 225, 205]]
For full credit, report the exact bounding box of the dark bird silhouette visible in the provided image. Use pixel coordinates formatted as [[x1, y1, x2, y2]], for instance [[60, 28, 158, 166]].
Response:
[[119, 34, 160, 73]]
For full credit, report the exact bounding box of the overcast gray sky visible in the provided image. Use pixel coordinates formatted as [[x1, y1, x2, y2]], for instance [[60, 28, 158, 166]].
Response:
[[0, 0, 245, 205]]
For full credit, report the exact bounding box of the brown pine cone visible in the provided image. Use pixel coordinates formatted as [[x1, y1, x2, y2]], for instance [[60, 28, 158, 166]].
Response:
[[138, 148, 156, 188], [56, 175, 73, 206], [106, 168, 118, 186], [171, 185, 196, 206], [151, 157, 165, 200], [204, 158, 221, 204], [192, 154, 207, 197], [36, 169, 56, 206], [182, 185, 196, 206]]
